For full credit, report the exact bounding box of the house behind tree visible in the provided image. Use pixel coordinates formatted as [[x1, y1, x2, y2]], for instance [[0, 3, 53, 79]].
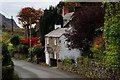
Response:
[[45, 28, 81, 66]]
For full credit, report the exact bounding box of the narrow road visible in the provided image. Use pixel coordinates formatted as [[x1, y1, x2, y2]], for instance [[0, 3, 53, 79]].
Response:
[[13, 59, 81, 79]]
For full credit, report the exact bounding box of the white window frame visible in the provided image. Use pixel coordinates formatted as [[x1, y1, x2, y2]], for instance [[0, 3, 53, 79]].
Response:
[[46, 37, 49, 44], [54, 38, 57, 45]]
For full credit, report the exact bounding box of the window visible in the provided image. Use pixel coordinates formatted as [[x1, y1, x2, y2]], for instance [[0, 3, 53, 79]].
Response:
[[46, 37, 49, 44], [54, 38, 57, 45]]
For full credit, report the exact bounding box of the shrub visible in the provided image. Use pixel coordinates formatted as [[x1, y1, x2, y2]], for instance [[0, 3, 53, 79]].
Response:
[[77, 56, 85, 61], [77, 56, 91, 62], [2, 65, 14, 75], [62, 58, 74, 64], [8, 43, 14, 55], [18, 44, 29, 54], [2, 42, 13, 66], [28, 47, 34, 56], [90, 36, 105, 61], [10, 34, 20, 46], [28, 46, 44, 62], [26, 58, 31, 62], [103, 2, 120, 75], [32, 46, 44, 57], [2, 42, 15, 79], [2, 65, 14, 80], [2, 65, 19, 80]]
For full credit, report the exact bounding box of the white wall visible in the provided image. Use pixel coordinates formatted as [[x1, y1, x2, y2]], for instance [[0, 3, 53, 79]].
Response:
[[59, 35, 81, 60], [45, 48, 50, 65]]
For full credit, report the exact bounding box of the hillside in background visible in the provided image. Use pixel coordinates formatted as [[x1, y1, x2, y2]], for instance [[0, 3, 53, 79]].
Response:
[[2, 28, 25, 38], [0, 13, 19, 28]]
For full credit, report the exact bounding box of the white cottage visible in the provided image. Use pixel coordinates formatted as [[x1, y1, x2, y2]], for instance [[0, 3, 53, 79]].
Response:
[[45, 28, 81, 66]]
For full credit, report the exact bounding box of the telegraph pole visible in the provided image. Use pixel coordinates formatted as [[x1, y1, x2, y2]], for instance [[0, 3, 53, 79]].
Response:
[[29, 18, 32, 62], [11, 16, 13, 35]]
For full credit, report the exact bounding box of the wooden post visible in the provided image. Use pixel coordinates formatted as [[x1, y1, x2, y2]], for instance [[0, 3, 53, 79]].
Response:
[[11, 16, 13, 35], [29, 18, 32, 62]]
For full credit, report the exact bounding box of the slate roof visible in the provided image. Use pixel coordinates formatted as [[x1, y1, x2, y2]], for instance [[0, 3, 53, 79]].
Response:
[[45, 28, 67, 38], [63, 12, 74, 27]]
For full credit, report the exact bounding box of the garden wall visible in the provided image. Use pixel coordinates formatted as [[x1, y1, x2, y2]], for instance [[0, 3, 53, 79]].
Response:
[[14, 53, 27, 59], [58, 60, 120, 79]]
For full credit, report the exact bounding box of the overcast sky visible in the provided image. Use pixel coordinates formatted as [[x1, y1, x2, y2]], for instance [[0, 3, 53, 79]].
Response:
[[0, 0, 61, 27]]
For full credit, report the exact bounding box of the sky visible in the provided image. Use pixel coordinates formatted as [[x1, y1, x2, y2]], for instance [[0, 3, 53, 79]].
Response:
[[0, 0, 61, 28]]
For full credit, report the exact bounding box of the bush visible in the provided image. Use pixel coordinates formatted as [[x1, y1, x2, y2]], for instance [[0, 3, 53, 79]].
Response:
[[2, 42, 13, 66], [77, 56, 85, 61], [33, 46, 44, 55], [103, 2, 120, 75], [2, 65, 14, 80], [29, 46, 44, 57], [2, 42, 15, 79], [10, 34, 20, 46], [2, 65, 14, 75], [12, 46, 19, 54], [62, 58, 74, 64], [8, 43, 14, 55], [2, 65, 19, 80], [90, 36, 105, 61], [26, 58, 31, 62], [77, 56, 91, 62], [18, 44, 29, 54]]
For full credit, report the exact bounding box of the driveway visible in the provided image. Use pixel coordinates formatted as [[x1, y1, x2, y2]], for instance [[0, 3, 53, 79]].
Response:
[[13, 59, 81, 79]]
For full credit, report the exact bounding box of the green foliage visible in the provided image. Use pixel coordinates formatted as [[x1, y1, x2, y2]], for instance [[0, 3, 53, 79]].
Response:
[[77, 56, 91, 62], [2, 32, 10, 43], [12, 46, 19, 54], [2, 65, 19, 80], [28, 46, 44, 57], [2, 65, 14, 80], [10, 34, 20, 46], [18, 44, 29, 54], [62, 58, 74, 63], [12, 72, 19, 80], [26, 58, 31, 62], [39, 6, 63, 45], [8, 43, 14, 55], [103, 2, 120, 74], [2, 65, 14, 74], [12, 57, 24, 60], [2, 42, 13, 66], [2, 28, 25, 38], [2, 42, 16, 79], [77, 56, 85, 61], [90, 38, 105, 61], [32, 46, 44, 57]]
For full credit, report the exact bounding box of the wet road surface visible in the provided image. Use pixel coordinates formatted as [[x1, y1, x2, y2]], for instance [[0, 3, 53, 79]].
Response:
[[13, 59, 81, 79]]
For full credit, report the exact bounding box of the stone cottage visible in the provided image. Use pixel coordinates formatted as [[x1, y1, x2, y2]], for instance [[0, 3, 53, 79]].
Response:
[[45, 28, 81, 66]]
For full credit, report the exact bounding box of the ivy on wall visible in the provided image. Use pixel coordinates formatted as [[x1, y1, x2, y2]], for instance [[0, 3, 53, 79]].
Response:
[[103, 2, 120, 74]]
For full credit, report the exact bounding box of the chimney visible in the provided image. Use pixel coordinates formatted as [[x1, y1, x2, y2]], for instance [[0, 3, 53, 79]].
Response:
[[55, 25, 61, 29], [62, 6, 69, 16], [75, 2, 81, 12], [76, 2, 81, 7]]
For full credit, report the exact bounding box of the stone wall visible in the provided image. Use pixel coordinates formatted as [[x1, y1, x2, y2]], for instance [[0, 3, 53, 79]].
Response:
[[45, 37, 60, 59], [14, 53, 27, 59], [58, 60, 120, 79]]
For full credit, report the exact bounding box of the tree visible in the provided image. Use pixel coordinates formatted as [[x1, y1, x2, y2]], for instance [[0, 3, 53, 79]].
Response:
[[65, 3, 104, 57], [17, 7, 43, 38], [10, 34, 20, 46], [39, 6, 63, 45]]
